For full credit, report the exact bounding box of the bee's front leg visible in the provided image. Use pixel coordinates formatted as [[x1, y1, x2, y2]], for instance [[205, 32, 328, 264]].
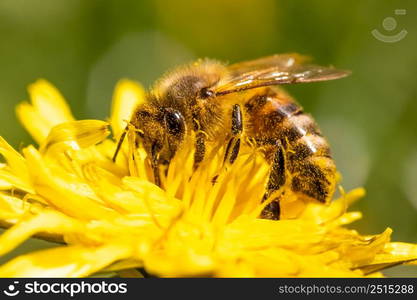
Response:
[[223, 104, 243, 165], [151, 143, 162, 187], [112, 125, 129, 162], [260, 141, 286, 220], [193, 131, 206, 170]]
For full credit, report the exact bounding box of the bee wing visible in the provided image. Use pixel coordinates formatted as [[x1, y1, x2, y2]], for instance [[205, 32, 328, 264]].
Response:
[[227, 53, 310, 73], [214, 54, 350, 96]]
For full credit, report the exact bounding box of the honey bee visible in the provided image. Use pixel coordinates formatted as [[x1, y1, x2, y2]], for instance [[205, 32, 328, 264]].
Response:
[[113, 53, 350, 220]]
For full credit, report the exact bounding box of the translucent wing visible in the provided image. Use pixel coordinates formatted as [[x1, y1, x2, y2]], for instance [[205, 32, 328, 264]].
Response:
[[214, 53, 350, 96]]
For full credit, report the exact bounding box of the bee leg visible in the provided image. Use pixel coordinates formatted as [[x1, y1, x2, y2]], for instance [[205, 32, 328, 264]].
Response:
[[193, 131, 206, 170], [223, 104, 243, 165], [211, 105, 243, 184], [260, 141, 286, 220], [151, 143, 161, 187], [112, 125, 129, 162]]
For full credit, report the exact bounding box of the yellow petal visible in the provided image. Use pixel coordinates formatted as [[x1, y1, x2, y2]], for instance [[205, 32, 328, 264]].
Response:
[[16, 79, 75, 144], [364, 242, 417, 267], [336, 228, 393, 268], [110, 79, 146, 138], [0, 170, 34, 194], [103, 258, 143, 273], [0, 137, 33, 191], [122, 176, 182, 216], [300, 188, 365, 224], [0, 178, 12, 190], [41, 120, 110, 154], [385, 242, 417, 258], [28, 79, 74, 123], [0, 137, 26, 172], [223, 217, 324, 250], [0, 243, 132, 277], [355, 241, 417, 276], [16, 102, 56, 144], [0, 193, 36, 222], [0, 210, 83, 257], [144, 249, 215, 277], [23, 146, 120, 220]]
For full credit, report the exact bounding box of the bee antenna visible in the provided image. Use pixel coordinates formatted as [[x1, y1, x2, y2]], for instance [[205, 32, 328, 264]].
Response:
[[112, 126, 129, 162]]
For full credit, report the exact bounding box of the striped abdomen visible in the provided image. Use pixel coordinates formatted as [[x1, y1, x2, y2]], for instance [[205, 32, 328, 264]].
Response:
[[244, 87, 337, 204]]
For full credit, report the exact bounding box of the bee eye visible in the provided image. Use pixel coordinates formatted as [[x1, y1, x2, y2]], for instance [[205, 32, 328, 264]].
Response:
[[164, 109, 185, 136], [199, 87, 214, 99]]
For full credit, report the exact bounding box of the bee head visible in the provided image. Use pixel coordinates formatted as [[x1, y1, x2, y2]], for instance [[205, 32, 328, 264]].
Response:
[[153, 59, 226, 107], [133, 104, 186, 164]]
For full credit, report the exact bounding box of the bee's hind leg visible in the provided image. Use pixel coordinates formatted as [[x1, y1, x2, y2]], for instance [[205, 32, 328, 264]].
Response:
[[223, 104, 243, 165], [260, 141, 286, 220]]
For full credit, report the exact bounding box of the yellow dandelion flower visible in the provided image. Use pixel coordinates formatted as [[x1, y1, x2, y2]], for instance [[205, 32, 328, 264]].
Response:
[[0, 79, 416, 278]]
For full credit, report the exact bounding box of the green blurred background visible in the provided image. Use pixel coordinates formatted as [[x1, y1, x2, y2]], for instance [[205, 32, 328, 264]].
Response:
[[0, 0, 416, 276]]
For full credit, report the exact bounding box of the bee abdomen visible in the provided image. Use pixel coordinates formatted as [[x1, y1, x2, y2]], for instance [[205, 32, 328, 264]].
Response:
[[286, 133, 336, 204], [278, 111, 336, 204], [245, 89, 337, 204]]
